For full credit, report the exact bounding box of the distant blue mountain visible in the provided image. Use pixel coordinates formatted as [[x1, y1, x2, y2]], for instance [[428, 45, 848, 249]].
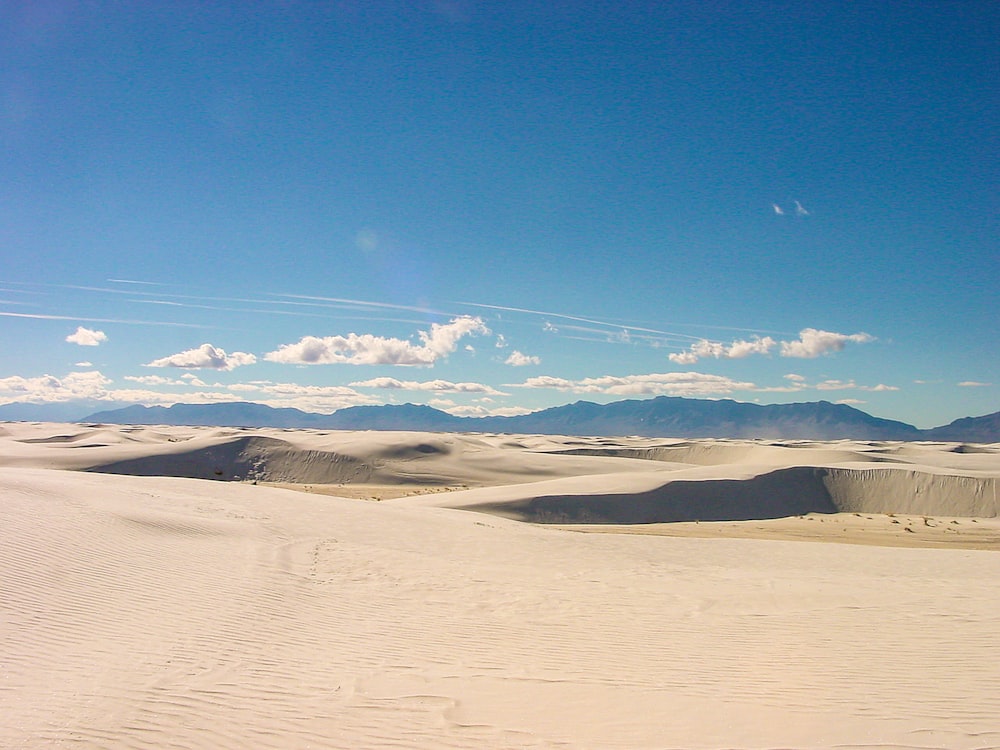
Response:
[[63, 396, 1000, 442]]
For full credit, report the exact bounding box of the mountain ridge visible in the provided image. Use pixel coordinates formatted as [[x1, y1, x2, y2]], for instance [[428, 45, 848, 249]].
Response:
[[61, 396, 1000, 442]]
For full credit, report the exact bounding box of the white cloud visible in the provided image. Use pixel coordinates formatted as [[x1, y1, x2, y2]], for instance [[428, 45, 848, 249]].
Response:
[[145, 344, 257, 370], [514, 371, 756, 397], [816, 379, 899, 392], [495, 334, 508, 348], [264, 316, 488, 366], [442, 403, 534, 417], [958, 381, 992, 387], [75, 361, 93, 367], [349, 377, 505, 395], [504, 350, 541, 367], [65, 326, 107, 346], [667, 350, 699, 365], [867, 383, 899, 392], [772, 203, 785, 215], [669, 336, 776, 364], [125, 375, 188, 386], [815, 380, 857, 391], [795, 200, 810, 216], [515, 375, 576, 389], [784, 373, 806, 383], [670, 329, 873, 365], [779, 328, 874, 358], [835, 399, 866, 405], [123, 374, 211, 387]]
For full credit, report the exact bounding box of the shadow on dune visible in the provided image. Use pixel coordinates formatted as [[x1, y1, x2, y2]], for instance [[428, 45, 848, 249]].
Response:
[[85, 436, 377, 484], [465, 467, 999, 524]]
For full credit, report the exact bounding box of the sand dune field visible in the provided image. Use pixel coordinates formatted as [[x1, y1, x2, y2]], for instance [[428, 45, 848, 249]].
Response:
[[3, 422, 1000, 748]]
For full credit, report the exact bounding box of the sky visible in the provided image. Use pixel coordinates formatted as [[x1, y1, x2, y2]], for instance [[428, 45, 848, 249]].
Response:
[[1, 1, 997, 429]]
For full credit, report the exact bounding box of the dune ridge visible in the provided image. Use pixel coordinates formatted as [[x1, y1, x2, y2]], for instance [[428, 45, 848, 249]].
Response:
[[452, 465, 999, 524]]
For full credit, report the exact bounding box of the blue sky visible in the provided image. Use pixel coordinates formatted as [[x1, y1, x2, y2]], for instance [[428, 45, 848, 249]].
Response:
[[1, 1, 996, 428]]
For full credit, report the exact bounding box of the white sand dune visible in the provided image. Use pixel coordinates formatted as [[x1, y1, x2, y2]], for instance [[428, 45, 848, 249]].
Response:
[[3, 422, 1000, 749]]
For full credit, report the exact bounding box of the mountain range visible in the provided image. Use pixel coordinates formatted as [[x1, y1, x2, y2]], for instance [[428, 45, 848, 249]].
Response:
[[53, 397, 1000, 442]]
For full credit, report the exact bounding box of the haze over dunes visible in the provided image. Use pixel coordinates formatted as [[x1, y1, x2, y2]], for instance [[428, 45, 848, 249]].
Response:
[[3, 421, 1000, 748]]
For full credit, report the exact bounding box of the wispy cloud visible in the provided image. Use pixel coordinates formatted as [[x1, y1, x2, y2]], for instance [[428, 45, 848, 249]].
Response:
[[0, 311, 207, 328], [107, 278, 170, 286], [771, 201, 810, 217], [124, 374, 208, 387], [815, 379, 898, 392], [349, 377, 506, 395], [145, 344, 257, 370], [958, 381, 992, 387], [458, 301, 709, 342], [269, 293, 449, 317], [65, 326, 107, 346], [265, 316, 488, 366]]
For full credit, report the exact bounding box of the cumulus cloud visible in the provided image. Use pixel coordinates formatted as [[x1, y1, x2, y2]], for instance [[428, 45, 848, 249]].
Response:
[[65, 326, 107, 346], [264, 316, 488, 366], [504, 350, 541, 367], [349, 377, 506, 395], [779, 328, 874, 358], [145, 343, 257, 370], [75, 361, 93, 367], [669, 336, 776, 364], [513, 371, 756, 397]]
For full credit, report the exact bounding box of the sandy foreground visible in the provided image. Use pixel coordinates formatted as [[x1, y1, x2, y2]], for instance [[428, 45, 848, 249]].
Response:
[[2, 422, 1000, 749]]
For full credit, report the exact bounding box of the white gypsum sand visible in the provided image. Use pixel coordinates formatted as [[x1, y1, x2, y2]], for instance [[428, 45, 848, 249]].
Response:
[[2, 422, 999, 749]]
